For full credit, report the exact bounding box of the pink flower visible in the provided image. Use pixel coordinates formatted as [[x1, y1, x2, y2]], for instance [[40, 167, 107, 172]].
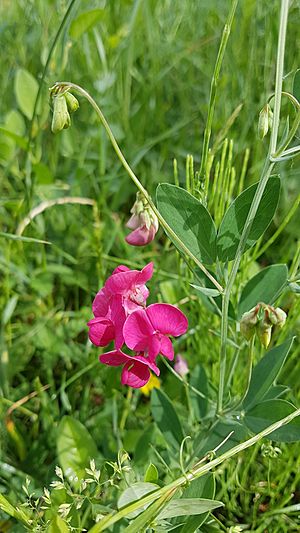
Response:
[[88, 263, 153, 349], [125, 193, 159, 247], [174, 355, 189, 377], [99, 349, 160, 388], [123, 303, 188, 361]]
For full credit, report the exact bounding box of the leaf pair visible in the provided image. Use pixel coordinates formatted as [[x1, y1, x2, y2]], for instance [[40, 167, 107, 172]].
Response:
[[156, 177, 281, 266]]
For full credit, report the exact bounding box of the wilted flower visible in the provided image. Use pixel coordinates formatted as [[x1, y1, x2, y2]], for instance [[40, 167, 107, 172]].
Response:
[[126, 192, 159, 246], [240, 302, 287, 348], [258, 103, 273, 139], [240, 305, 260, 341], [174, 354, 189, 377], [51, 94, 71, 134]]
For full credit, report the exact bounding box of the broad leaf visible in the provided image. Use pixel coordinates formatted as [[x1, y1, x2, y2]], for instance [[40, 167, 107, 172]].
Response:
[[151, 388, 184, 450], [238, 264, 288, 319], [57, 416, 98, 486], [262, 385, 289, 401], [245, 400, 300, 442], [157, 498, 223, 520], [14, 68, 40, 120], [193, 419, 248, 458], [69, 9, 105, 39], [243, 338, 294, 411], [190, 364, 209, 420], [47, 516, 70, 532], [118, 482, 159, 518], [144, 463, 159, 483], [175, 474, 215, 532], [217, 177, 281, 261], [156, 184, 217, 264]]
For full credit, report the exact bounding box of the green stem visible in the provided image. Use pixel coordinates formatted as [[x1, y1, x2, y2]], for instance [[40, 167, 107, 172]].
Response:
[[199, 0, 238, 180], [52, 82, 224, 293], [88, 406, 300, 532], [240, 336, 255, 405], [217, 0, 289, 414]]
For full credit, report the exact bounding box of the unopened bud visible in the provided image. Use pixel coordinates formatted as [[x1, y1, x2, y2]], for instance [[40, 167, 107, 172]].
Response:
[[51, 95, 71, 134], [258, 104, 271, 139], [240, 306, 259, 341], [269, 307, 287, 328], [258, 321, 272, 349], [65, 92, 79, 113]]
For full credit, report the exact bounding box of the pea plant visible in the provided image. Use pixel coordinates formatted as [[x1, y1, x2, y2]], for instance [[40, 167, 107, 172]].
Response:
[[1, 0, 300, 531]]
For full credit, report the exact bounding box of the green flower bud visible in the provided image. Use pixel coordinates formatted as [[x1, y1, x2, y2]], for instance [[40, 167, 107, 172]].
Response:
[[258, 321, 272, 349], [65, 91, 79, 113], [258, 104, 271, 139], [240, 306, 259, 341], [51, 95, 71, 134]]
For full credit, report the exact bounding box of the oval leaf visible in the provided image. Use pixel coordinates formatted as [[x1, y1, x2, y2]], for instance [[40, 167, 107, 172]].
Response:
[[217, 177, 281, 261], [177, 474, 215, 532], [244, 400, 300, 442], [156, 184, 217, 264], [144, 463, 159, 484], [57, 416, 98, 486], [238, 264, 288, 319], [151, 388, 184, 449], [14, 68, 40, 120], [157, 497, 223, 520], [47, 515, 70, 533], [243, 338, 294, 411], [118, 482, 159, 518]]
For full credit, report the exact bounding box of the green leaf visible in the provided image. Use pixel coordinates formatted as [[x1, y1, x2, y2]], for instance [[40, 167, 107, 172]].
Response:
[[293, 68, 300, 102], [244, 400, 300, 442], [190, 284, 220, 297], [156, 184, 217, 264], [0, 493, 31, 526], [69, 9, 105, 39], [217, 177, 281, 261], [57, 416, 98, 486], [238, 264, 288, 319], [262, 385, 289, 401], [190, 364, 209, 420], [124, 491, 173, 533], [14, 68, 40, 120], [157, 498, 223, 520], [47, 515, 70, 532], [174, 474, 215, 532], [144, 463, 159, 484], [151, 388, 184, 450], [193, 419, 248, 458], [243, 338, 294, 411], [118, 482, 159, 518]]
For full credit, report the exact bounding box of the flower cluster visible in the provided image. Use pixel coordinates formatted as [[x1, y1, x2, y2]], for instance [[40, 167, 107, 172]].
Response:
[[240, 302, 286, 348], [125, 192, 159, 246], [88, 263, 188, 388]]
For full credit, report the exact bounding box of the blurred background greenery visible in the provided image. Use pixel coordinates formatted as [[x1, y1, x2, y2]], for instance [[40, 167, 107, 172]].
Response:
[[0, 0, 299, 530]]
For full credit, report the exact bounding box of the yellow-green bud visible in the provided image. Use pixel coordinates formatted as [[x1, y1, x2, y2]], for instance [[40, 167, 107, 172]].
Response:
[[258, 104, 271, 139], [258, 321, 272, 349], [51, 95, 71, 134], [65, 92, 79, 113]]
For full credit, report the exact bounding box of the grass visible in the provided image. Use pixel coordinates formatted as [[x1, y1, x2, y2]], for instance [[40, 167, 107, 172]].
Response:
[[0, 0, 299, 531]]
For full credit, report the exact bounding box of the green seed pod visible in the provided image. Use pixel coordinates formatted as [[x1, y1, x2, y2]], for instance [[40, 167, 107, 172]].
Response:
[[51, 95, 71, 134], [65, 91, 79, 113]]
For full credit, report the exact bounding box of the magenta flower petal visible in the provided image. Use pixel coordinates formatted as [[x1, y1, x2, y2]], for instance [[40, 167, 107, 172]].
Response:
[[125, 225, 155, 246], [146, 303, 188, 336], [123, 308, 154, 351], [121, 361, 150, 388], [110, 295, 126, 349], [88, 317, 115, 346], [137, 262, 154, 285], [126, 214, 141, 230], [159, 336, 174, 360], [112, 265, 130, 275], [148, 335, 162, 360], [92, 287, 110, 317], [99, 350, 129, 366]]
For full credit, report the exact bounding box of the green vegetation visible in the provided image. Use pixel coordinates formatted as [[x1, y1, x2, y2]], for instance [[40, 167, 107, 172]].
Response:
[[0, 1, 299, 531]]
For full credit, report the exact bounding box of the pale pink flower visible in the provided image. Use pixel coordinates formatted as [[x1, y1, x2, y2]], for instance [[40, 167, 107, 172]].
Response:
[[174, 355, 189, 377], [125, 194, 159, 247], [123, 303, 188, 361], [99, 349, 160, 388]]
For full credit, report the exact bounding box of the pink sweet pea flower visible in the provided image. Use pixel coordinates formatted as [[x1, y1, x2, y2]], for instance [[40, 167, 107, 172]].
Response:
[[123, 303, 188, 361], [88, 263, 153, 349], [99, 349, 160, 388]]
